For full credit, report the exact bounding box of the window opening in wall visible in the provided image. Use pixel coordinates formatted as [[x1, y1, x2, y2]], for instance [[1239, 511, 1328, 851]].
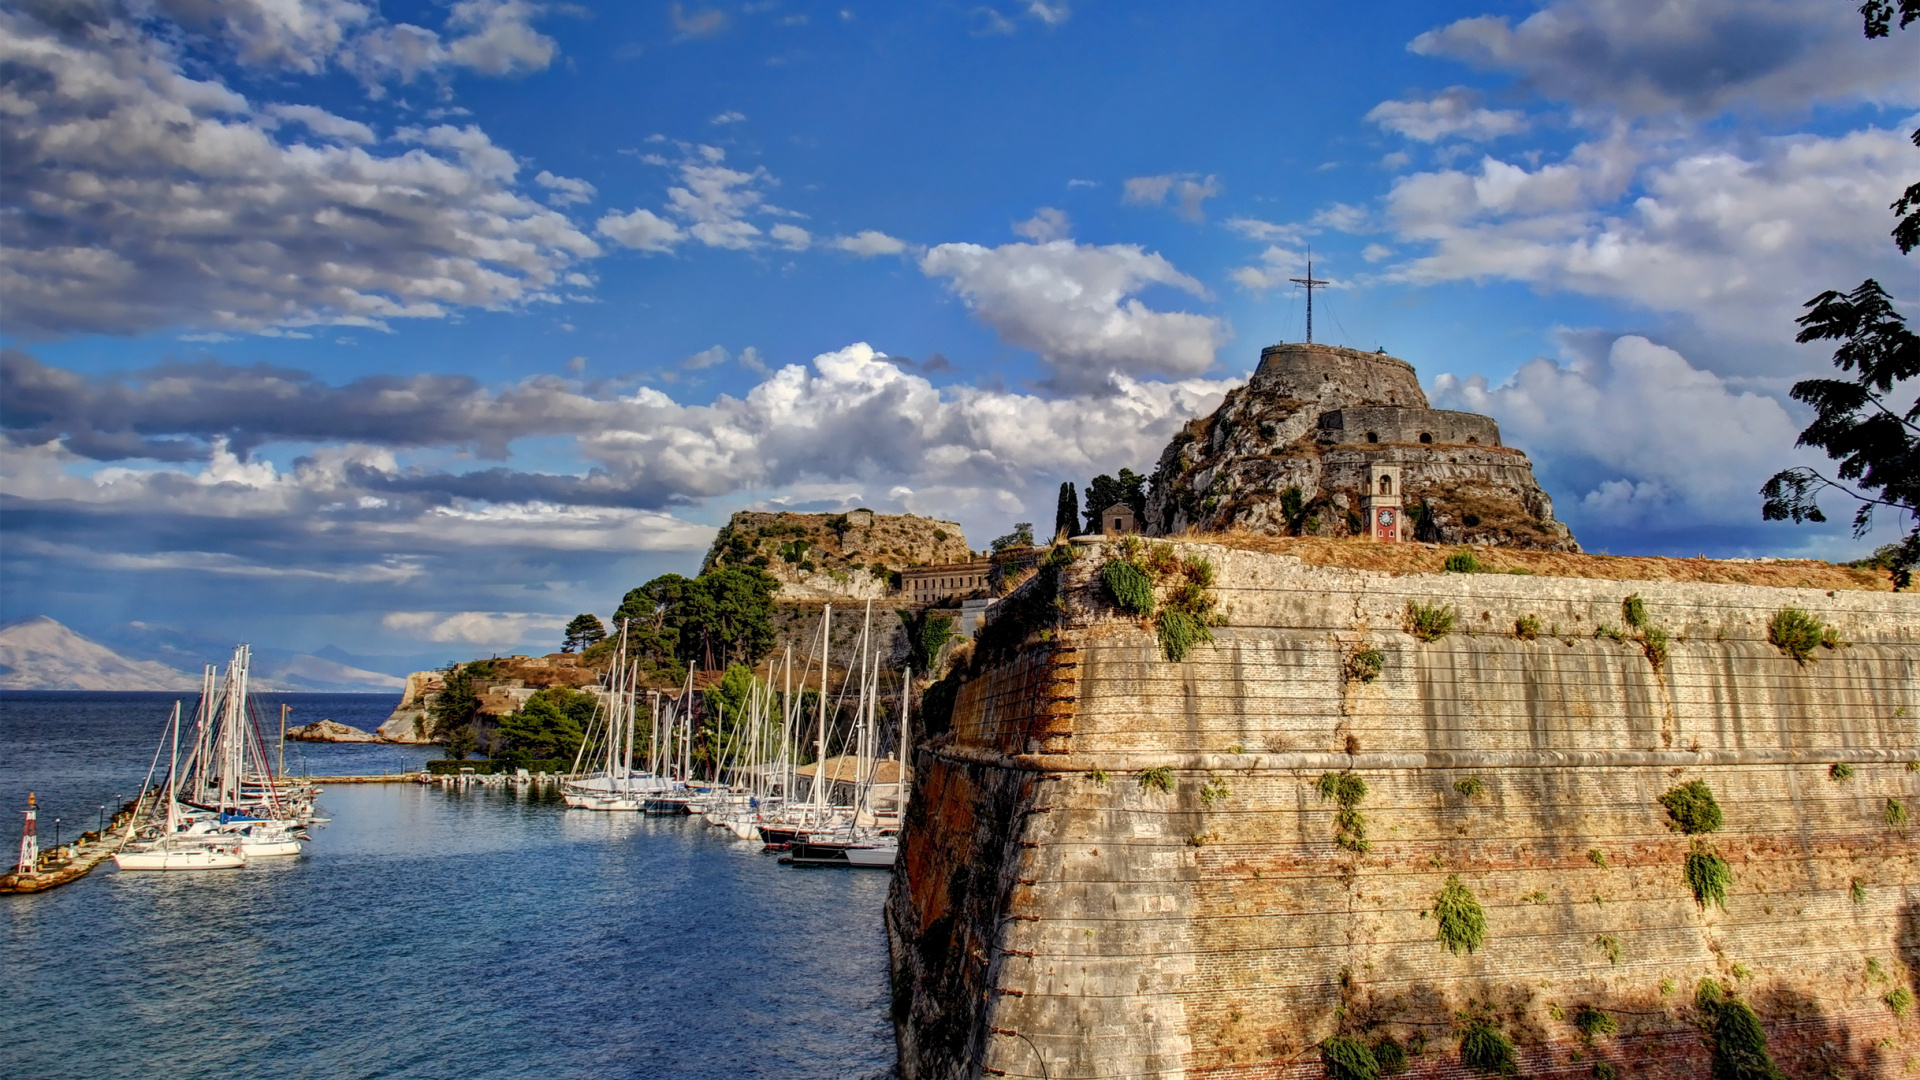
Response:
[[1366, 431, 1379, 443], [1378, 476, 1393, 495], [1419, 432, 1433, 444], [1466, 436, 1478, 444]]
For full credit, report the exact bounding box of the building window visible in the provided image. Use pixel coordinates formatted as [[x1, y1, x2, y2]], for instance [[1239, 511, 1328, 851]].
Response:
[[1419, 432, 1433, 444], [1378, 475, 1392, 495], [1466, 435, 1479, 444], [1366, 431, 1378, 443]]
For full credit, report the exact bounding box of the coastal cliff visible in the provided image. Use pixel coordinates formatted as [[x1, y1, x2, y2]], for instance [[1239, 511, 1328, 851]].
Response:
[[704, 510, 975, 601], [888, 541, 1919, 1079]]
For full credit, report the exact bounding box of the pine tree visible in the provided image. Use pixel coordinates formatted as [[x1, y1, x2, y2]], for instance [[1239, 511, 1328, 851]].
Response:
[[561, 613, 607, 653]]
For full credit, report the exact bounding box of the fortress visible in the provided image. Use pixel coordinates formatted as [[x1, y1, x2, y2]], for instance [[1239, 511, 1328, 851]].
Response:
[[1146, 343, 1577, 550], [885, 341, 1919, 1079]]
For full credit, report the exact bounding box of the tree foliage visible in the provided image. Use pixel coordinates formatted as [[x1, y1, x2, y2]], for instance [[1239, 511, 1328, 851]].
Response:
[[429, 663, 484, 742], [493, 687, 592, 763], [562, 613, 606, 653], [1054, 481, 1080, 539], [1764, 8, 1919, 588], [990, 522, 1035, 552], [897, 608, 960, 675], [609, 567, 780, 672]]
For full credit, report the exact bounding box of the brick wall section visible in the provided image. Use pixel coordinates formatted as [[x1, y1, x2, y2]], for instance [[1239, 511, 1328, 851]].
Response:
[[889, 542, 1920, 1080]]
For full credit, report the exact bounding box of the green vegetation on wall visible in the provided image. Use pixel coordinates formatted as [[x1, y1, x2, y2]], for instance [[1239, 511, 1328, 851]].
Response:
[[1696, 980, 1787, 1080], [1659, 780, 1724, 834], [1344, 645, 1384, 683], [1316, 771, 1371, 853], [1432, 874, 1488, 955], [1766, 607, 1830, 663], [1458, 1021, 1516, 1075], [1686, 846, 1733, 909], [1100, 538, 1223, 661], [1405, 601, 1455, 642]]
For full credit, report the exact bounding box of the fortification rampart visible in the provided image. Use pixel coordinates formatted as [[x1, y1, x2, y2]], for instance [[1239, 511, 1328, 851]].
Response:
[[1317, 407, 1502, 448], [888, 544, 1920, 1080]]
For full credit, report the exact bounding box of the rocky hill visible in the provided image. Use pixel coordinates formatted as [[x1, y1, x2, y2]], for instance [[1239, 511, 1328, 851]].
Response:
[[703, 510, 975, 600], [1145, 342, 1579, 549]]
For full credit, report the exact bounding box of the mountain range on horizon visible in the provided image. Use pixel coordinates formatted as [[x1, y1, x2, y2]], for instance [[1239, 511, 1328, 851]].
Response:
[[0, 616, 408, 693]]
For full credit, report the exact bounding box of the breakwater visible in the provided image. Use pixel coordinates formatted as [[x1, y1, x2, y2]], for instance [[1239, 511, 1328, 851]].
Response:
[[888, 542, 1920, 1079]]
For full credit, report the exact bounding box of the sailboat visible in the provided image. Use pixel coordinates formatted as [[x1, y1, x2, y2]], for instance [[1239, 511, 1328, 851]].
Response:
[[781, 602, 908, 868], [563, 621, 675, 810], [115, 702, 247, 872], [171, 646, 309, 856]]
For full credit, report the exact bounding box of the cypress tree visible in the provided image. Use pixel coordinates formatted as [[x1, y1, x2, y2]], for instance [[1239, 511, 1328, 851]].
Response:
[[1054, 481, 1080, 539]]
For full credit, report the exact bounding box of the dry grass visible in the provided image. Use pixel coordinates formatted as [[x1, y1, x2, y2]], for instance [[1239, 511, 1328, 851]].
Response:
[[1174, 533, 1895, 591]]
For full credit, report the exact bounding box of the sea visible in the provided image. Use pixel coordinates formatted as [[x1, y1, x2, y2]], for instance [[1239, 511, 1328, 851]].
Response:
[[0, 692, 897, 1080]]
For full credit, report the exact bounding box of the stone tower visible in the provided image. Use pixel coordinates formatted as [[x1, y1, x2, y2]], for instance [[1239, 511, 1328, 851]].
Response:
[[1143, 342, 1578, 549]]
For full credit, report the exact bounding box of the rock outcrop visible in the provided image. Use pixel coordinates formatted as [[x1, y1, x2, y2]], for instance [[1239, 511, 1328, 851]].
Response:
[[376, 669, 443, 743], [703, 510, 975, 600], [890, 539, 1919, 1079], [1145, 342, 1578, 549], [285, 719, 377, 743], [376, 654, 603, 742]]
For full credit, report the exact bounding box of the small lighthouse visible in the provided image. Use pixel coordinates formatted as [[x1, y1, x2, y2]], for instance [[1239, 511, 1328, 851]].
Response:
[[16, 792, 40, 877]]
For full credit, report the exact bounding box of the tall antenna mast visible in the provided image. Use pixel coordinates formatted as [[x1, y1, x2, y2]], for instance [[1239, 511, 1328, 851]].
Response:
[[1290, 252, 1329, 344]]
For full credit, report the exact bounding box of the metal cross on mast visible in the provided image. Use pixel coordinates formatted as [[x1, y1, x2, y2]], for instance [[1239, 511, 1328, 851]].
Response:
[[1289, 254, 1329, 344]]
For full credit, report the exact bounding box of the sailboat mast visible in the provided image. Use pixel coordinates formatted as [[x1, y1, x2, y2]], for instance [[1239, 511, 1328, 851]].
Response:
[[900, 665, 911, 814]]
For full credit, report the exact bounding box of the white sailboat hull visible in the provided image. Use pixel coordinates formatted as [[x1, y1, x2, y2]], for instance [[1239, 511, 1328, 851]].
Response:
[[115, 846, 247, 871]]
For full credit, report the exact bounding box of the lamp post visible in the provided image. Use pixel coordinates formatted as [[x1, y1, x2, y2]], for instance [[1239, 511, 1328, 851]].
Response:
[[52, 818, 61, 850], [97, 805, 106, 833]]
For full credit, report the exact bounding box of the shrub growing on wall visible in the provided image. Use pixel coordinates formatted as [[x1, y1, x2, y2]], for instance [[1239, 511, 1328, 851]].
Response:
[[1767, 607, 1827, 663], [1458, 1021, 1516, 1075], [1696, 980, 1787, 1080], [1433, 875, 1488, 955], [1686, 845, 1733, 909], [1344, 645, 1385, 683], [1405, 601, 1455, 642], [1319, 1035, 1379, 1080], [1443, 550, 1483, 573], [1101, 557, 1156, 615], [1316, 771, 1371, 853], [1659, 780, 1724, 834]]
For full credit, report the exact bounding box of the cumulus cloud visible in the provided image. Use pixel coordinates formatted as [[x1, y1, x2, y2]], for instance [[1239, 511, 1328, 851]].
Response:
[[1366, 87, 1528, 142], [598, 147, 795, 254], [919, 241, 1228, 389], [1122, 174, 1222, 222], [1383, 127, 1917, 346], [0, 4, 596, 338], [1225, 218, 1305, 243], [596, 209, 687, 253], [535, 170, 597, 206], [669, 3, 730, 40], [1410, 0, 1920, 119], [1230, 246, 1307, 292], [711, 110, 746, 124], [769, 224, 812, 250], [834, 231, 910, 257], [1431, 333, 1811, 533], [1012, 207, 1071, 241], [383, 610, 567, 644]]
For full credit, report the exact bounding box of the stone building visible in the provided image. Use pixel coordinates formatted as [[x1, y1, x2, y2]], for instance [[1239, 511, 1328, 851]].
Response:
[[900, 559, 992, 604], [1144, 342, 1578, 549], [1098, 502, 1137, 536]]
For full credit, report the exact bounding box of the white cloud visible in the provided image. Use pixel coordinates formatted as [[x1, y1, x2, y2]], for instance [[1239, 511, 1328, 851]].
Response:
[[711, 110, 747, 124], [265, 103, 376, 144], [1225, 218, 1304, 243], [669, 3, 730, 39], [1013, 207, 1072, 242], [683, 345, 729, 369], [535, 170, 597, 206], [1383, 127, 1917, 344], [769, 223, 812, 250], [382, 610, 567, 645], [1230, 246, 1306, 292], [596, 209, 686, 253], [1431, 333, 1808, 526], [919, 240, 1228, 389], [834, 230, 910, 257], [1122, 174, 1222, 222], [1410, 0, 1920, 119], [1025, 1, 1071, 26], [1366, 87, 1528, 142], [0, 5, 596, 337]]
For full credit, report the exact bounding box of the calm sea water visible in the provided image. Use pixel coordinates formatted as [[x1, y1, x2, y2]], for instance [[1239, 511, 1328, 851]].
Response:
[[0, 692, 896, 1080]]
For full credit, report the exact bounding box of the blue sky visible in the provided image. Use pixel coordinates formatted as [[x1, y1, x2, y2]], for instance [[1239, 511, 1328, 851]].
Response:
[[3, 0, 1916, 665]]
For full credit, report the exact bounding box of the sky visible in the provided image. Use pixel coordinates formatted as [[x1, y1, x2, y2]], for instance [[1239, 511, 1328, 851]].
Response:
[[2, 0, 1916, 666]]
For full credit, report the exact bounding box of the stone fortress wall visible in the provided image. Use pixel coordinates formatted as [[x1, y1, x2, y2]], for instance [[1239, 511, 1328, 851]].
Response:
[[888, 542, 1920, 1080], [1316, 406, 1502, 448]]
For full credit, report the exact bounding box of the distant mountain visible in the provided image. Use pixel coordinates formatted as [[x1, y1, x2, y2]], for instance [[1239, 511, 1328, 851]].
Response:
[[250, 652, 405, 693], [0, 616, 197, 691], [0, 617, 407, 693]]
